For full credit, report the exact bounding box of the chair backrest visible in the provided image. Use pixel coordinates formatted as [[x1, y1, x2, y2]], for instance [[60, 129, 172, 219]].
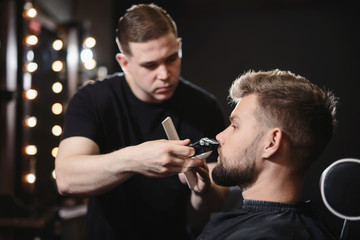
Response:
[[320, 158, 360, 240]]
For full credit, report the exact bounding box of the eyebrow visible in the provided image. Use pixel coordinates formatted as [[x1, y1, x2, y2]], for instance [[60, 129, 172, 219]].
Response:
[[139, 52, 179, 67], [139, 59, 156, 67], [166, 52, 179, 59], [229, 115, 240, 124]]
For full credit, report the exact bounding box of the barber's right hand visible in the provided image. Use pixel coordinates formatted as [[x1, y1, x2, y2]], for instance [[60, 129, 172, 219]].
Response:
[[124, 139, 203, 178]]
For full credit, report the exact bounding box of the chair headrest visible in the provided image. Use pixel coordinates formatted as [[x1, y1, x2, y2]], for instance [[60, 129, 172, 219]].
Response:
[[320, 158, 360, 221]]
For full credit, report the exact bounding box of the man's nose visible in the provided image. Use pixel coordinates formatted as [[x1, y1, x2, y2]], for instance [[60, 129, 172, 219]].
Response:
[[157, 64, 169, 80], [216, 131, 224, 145]]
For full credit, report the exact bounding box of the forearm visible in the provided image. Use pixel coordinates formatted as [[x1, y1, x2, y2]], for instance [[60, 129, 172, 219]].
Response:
[[55, 147, 136, 197], [55, 137, 198, 197], [55, 136, 138, 197]]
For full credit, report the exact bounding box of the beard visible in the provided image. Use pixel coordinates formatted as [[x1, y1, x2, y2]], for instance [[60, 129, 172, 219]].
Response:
[[212, 132, 263, 187]]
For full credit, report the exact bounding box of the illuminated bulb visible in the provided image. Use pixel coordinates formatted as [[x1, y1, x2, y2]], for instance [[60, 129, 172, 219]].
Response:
[[53, 39, 63, 51], [84, 59, 97, 70], [24, 116, 37, 127], [52, 82, 63, 93], [80, 49, 93, 63], [24, 2, 37, 18], [25, 89, 38, 100], [23, 72, 32, 90], [84, 37, 96, 48], [52, 125, 62, 136], [52, 170, 56, 179], [26, 50, 34, 61], [25, 173, 36, 184], [51, 103, 63, 115], [26, 62, 38, 72], [51, 147, 58, 158], [52, 61, 63, 72], [28, 8, 37, 18], [25, 145, 37, 155], [80, 46, 97, 70], [25, 35, 38, 45], [24, 8, 37, 18]]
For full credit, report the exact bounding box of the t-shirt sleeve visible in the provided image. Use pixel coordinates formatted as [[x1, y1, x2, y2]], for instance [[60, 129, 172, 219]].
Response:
[[61, 87, 100, 144]]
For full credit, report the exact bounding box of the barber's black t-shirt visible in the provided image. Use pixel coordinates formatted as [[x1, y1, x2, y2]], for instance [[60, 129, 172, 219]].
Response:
[[61, 73, 225, 239]]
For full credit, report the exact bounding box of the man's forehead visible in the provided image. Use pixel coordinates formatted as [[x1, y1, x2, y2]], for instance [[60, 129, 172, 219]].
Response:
[[230, 95, 258, 120], [129, 33, 177, 49], [128, 38, 178, 62], [230, 99, 243, 118], [230, 103, 241, 123]]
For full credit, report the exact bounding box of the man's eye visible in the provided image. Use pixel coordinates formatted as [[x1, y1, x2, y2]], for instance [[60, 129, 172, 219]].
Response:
[[166, 55, 178, 64], [143, 64, 157, 69], [231, 125, 237, 130]]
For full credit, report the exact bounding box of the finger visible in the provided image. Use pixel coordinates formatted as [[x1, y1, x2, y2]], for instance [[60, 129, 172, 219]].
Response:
[[170, 145, 195, 158], [167, 157, 203, 172], [178, 173, 187, 184], [193, 167, 211, 193], [167, 139, 191, 146], [195, 165, 210, 182]]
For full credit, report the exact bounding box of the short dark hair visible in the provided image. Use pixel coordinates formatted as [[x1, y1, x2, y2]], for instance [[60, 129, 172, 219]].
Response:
[[116, 3, 178, 56], [230, 69, 338, 167]]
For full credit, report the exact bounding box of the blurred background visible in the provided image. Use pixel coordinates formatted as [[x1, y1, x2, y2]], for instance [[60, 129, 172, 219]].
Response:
[[1, 0, 359, 239]]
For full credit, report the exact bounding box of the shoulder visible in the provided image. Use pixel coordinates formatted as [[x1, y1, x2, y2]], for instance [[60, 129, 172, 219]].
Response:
[[71, 72, 125, 102], [65, 73, 127, 117], [78, 72, 124, 93]]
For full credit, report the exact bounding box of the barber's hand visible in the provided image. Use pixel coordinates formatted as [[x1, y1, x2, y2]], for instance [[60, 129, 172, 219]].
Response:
[[129, 139, 203, 178], [178, 159, 211, 194]]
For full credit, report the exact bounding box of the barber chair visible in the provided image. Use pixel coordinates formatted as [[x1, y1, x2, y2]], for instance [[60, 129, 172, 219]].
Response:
[[319, 158, 360, 240]]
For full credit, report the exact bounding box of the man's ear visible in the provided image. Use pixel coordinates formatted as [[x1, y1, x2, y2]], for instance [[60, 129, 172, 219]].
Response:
[[116, 53, 129, 74], [177, 38, 182, 58], [262, 128, 282, 159]]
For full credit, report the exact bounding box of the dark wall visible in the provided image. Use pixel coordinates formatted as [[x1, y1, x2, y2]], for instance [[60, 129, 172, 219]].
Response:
[[114, 1, 360, 238]]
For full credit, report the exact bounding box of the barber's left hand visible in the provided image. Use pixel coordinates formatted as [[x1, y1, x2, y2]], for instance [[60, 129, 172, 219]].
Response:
[[178, 159, 211, 194]]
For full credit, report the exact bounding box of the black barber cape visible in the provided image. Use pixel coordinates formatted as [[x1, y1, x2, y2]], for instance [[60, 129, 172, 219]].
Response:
[[197, 200, 336, 240]]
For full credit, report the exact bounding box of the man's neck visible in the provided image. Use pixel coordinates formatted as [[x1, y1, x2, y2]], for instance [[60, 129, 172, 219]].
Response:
[[241, 171, 303, 203]]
